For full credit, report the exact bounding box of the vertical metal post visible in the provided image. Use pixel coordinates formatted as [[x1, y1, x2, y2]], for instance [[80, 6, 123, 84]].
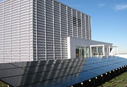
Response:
[[76, 11, 78, 38], [89, 17, 91, 40], [3, 1, 4, 63], [36, 0, 38, 61], [10, 0, 12, 62], [71, 9, 73, 37], [66, 6, 68, 36], [85, 15, 87, 39], [52, 0, 55, 60], [44, 0, 47, 60], [59, 3, 62, 59], [90, 46, 92, 57], [81, 13, 83, 38]]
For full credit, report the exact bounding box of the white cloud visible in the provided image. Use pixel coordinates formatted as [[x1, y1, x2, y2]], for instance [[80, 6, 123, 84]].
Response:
[[99, 4, 105, 7], [114, 4, 127, 10]]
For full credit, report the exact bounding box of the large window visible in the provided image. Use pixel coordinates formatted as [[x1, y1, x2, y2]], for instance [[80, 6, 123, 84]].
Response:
[[76, 48, 79, 58], [98, 47, 103, 55], [92, 47, 96, 56], [76, 47, 89, 58]]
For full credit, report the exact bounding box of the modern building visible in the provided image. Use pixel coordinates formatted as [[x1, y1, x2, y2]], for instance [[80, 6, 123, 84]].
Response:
[[0, 0, 115, 63]]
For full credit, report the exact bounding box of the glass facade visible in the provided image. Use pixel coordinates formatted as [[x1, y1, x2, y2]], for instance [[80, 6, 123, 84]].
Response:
[[76, 47, 89, 58], [98, 47, 103, 55]]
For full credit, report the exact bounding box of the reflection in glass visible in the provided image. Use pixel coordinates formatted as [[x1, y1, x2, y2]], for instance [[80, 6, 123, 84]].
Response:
[[92, 47, 96, 56], [98, 47, 103, 55], [82, 48, 84, 58], [76, 48, 79, 58], [86, 47, 89, 57], [76, 47, 89, 58]]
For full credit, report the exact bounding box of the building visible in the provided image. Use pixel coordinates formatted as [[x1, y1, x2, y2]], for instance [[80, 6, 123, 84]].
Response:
[[0, 0, 114, 63]]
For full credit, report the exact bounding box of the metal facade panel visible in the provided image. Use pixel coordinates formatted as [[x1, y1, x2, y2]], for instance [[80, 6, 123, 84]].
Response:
[[0, 0, 33, 63], [54, 1, 61, 59], [0, 0, 92, 62], [32, 0, 92, 60]]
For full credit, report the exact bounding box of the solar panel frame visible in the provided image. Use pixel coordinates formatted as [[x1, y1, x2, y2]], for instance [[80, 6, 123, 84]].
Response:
[[0, 57, 127, 87]]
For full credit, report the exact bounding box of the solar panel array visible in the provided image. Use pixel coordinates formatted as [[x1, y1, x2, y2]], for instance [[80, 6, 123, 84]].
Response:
[[0, 56, 127, 87]]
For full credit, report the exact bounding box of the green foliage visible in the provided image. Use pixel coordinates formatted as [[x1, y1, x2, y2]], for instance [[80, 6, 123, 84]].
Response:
[[0, 81, 8, 87], [98, 72, 127, 87]]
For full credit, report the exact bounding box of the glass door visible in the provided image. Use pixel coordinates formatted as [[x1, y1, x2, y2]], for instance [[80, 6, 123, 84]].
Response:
[[79, 48, 82, 58], [76, 47, 89, 58], [86, 47, 89, 57], [82, 48, 84, 58], [76, 48, 79, 58]]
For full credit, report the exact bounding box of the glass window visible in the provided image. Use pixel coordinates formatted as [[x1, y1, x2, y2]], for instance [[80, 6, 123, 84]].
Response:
[[98, 47, 103, 55], [76, 47, 89, 58], [86, 47, 89, 57], [92, 47, 96, 56], [76, 48, 79, 58]]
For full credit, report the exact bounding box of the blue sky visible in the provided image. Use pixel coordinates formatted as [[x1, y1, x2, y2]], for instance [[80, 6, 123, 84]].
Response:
[[58, 0, 127, 53], [0, 0, 127, 53]]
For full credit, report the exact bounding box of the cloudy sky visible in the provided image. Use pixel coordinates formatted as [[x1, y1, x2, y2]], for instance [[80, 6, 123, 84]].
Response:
[[58, 0, 127, 53]]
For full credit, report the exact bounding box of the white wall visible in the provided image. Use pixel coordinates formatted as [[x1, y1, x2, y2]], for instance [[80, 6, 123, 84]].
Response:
[[67, 37, 112, 59], [115, 54, 127, 58]]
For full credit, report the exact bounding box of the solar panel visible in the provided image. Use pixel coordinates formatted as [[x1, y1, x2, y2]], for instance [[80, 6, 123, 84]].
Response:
[[77, 71, 98, 80], [0, 56, 127, 87], [53, 74, 85, 87], [20, 80, 65, 87], [88, 68, 107, 75]]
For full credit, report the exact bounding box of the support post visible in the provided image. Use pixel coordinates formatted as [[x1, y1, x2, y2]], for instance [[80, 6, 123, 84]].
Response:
[[103, 45, 105, 56], [109, 46, 110, 56], [96, 47, 98, 57], [90, 46, 92, 57], [117, 47, 119, 55]]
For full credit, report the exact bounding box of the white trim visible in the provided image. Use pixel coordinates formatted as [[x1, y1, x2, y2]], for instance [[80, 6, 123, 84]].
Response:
[[76, 10, 78, 37], [44, 0, 47, 60], [59, 3, 62, 59], [66, 6, 68, 36], [32, 0, 34, 61], [81, 13, 83, 38], [52, 0, 55, 60], [71, 8, 73, 37], [67, 37, 71, 59], [36, 0, 38, 61], [103, 45, 105, 56]]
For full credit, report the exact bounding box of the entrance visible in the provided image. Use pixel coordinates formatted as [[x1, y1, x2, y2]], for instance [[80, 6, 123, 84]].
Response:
[[76, 47, 89, 58]]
